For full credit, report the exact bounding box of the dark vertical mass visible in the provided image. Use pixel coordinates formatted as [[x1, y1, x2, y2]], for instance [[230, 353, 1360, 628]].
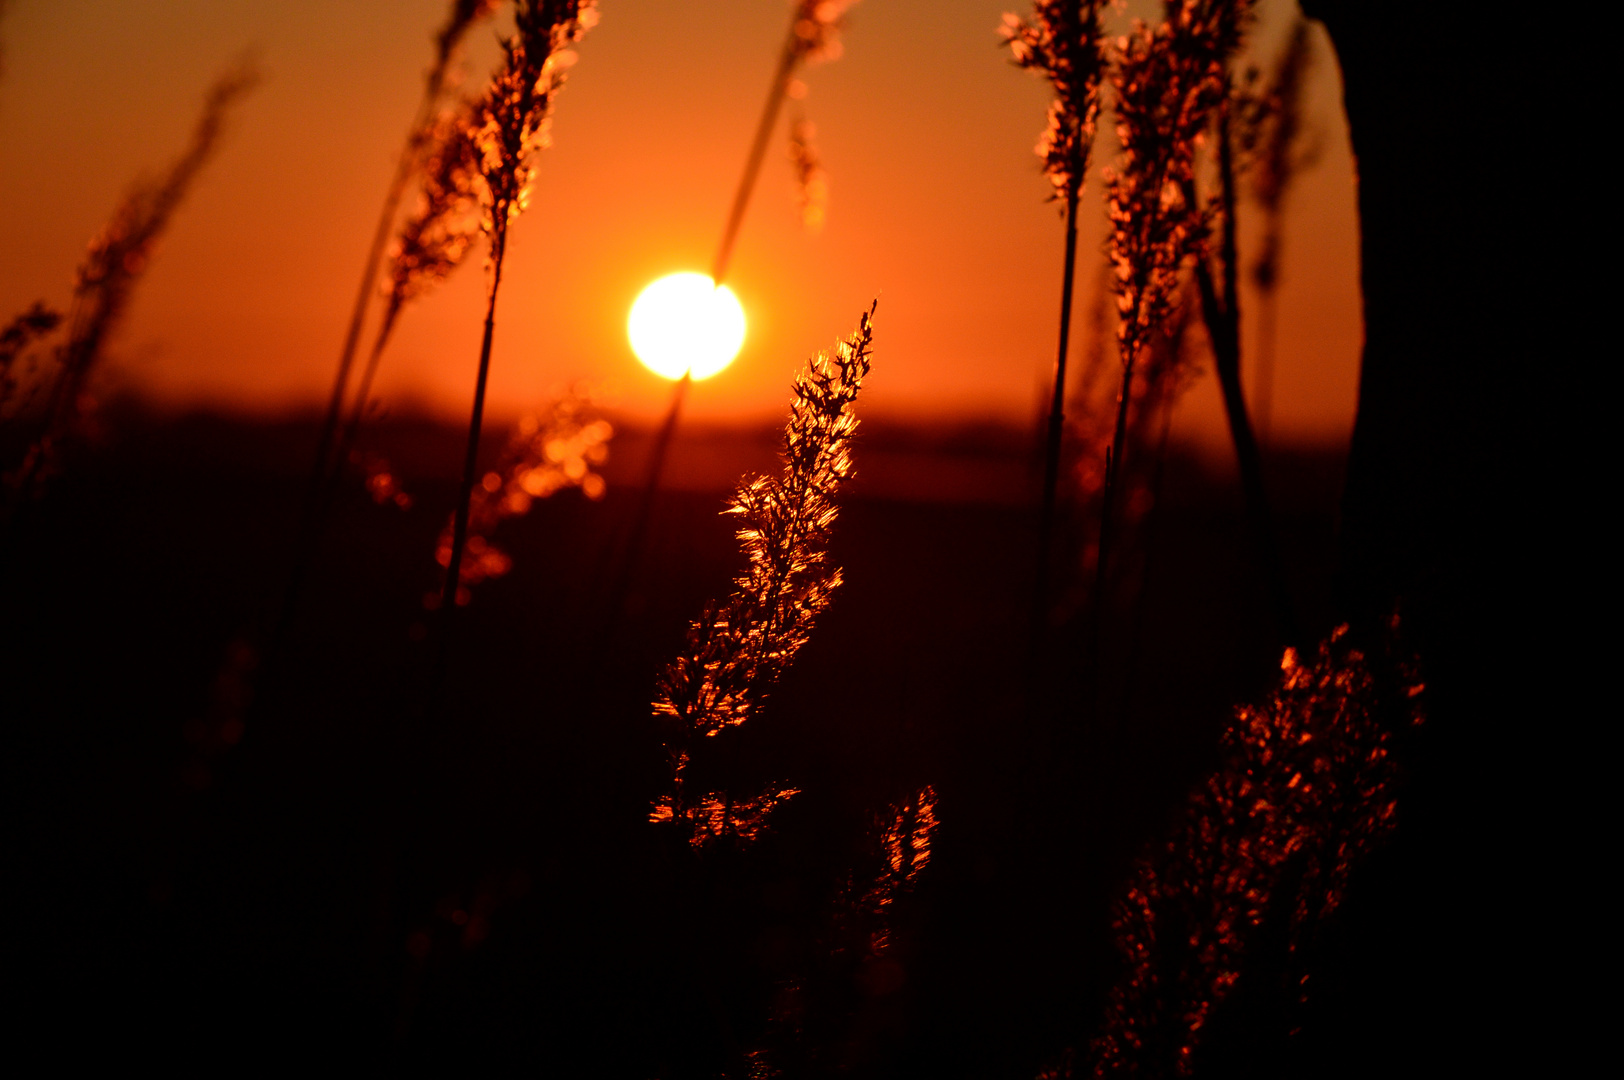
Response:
[[1292, 4, 1551, 1075]]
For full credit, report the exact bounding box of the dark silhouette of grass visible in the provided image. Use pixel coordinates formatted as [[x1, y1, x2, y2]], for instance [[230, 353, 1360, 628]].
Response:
[[1000, 1, 1109, 632], [438, 0, 599, 616], [1, 60, 257, 521]]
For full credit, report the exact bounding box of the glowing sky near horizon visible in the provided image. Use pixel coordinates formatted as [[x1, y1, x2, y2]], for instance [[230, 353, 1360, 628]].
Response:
[[0, 0, 1363, 446]]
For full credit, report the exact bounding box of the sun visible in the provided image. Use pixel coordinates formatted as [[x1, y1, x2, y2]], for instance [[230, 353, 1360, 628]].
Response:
[[628, 272, 746, 381]]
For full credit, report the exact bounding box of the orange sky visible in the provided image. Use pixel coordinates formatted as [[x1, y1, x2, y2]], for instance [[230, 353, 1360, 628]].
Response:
[[0, 0, 1361, 447]]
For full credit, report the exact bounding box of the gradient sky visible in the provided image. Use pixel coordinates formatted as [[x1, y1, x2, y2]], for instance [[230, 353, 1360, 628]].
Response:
[[0, 0, 1361, 446]]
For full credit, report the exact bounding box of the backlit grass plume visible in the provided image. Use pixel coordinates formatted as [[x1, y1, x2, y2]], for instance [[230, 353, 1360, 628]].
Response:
[[3, 61, 258, 510], [1000, 0, 1109, 620], [439, 0, 599, 614], [1096, 0, 1246, 606], [1088, 619, 1423, 1076], [651, 303, 877, 848], [430, 391, 610, 606]]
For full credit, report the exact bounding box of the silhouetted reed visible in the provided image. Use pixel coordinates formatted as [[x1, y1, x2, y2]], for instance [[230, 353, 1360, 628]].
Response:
[[1152, 1, 1309, 646], [1054, 271, 1201, 630], [651, 304, 876, 848], [1096, 0, 1241, 617], [332, 103, 484, 488], [1243, 18, 1315, 447], [1000, 0, 1109, 622], [747, 784, 939, 1075], [439, 0, 599, 614], [428, 390, 610, 607], [1088, 618, 1423, 1075], [1, 61, 258, 515], [306, 0, 499, 514]]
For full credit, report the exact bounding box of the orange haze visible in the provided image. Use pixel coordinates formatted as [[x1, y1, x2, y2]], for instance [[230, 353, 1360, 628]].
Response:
[[0, 0, 1361, 447]]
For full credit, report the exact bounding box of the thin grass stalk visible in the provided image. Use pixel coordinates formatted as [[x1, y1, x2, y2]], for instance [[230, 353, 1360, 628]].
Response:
[[441, 229, 506, 612], [1192, 76, 1297, 644], [304, 1, 497, 514], [1248, 18, 1314, 447], [1095, 0, 1244, 621], [1002, 1, 1108, 629], [1035, 185, 1081, 631], [438, 0, 598, 622]]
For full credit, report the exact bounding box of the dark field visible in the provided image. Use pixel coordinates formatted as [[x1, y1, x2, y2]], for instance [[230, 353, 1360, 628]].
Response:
[[3, 406, 1391, 1073]]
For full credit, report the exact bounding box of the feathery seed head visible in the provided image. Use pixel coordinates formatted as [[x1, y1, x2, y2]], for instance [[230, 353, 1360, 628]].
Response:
[[1105, 0, 1250, 369], [387, 106, 484, 315], [470, 0, 598, 238], [1002, 0, 1110, 204], [652, 304, 877, 847]]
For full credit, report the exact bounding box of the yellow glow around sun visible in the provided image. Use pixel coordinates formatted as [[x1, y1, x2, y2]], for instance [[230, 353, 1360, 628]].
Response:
[[628, 272, 746, 381]]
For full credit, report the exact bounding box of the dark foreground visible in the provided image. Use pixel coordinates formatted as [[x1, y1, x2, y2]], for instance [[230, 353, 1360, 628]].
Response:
[[3, 406, 1433, 1075]]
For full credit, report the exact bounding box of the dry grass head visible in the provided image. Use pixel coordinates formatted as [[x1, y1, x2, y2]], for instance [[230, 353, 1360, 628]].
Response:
[[1104, 0, 1251, 367], [1001, 0, 1111, 205], [470, 0, 598, 241], [652, 304, 878, 847], [1090, 617, 1423, 1076], [385, 104, 484, 323]]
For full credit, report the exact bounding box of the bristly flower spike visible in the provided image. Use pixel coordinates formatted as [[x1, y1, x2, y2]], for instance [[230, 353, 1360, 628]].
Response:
[[652, 303, 877, 848], [1094, 0, 1250, 610]]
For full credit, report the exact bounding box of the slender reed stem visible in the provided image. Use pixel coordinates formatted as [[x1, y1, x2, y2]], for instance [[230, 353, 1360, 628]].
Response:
[[441, 227, 507, 614], [712, 32, 800, 286], [1253, 279, 1276, 446], [330, 303, 403, 490], [1195, 99, 1297, 645], [1034, 186, 1082, 631], [1094, 339, 1139, 616]]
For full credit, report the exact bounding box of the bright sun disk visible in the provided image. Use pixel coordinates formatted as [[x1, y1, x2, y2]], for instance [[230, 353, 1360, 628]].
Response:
[[628, 272, 746, 381]]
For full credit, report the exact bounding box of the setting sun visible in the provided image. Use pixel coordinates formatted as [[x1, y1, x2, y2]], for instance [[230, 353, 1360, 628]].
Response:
[[627, 272, 746, 381]]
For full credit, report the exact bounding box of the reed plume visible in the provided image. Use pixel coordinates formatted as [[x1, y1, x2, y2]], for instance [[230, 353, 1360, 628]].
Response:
[[439, 0, 599, 615], [1089, 618, 1423, 1076], [429, 391, 610, 607], [1000, 1, 1109, 614], [1173, 0, 1299, 644], [651, 304, 876, 848], [1096, 0, 1242, 612], [2, 61, 258, 511]]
